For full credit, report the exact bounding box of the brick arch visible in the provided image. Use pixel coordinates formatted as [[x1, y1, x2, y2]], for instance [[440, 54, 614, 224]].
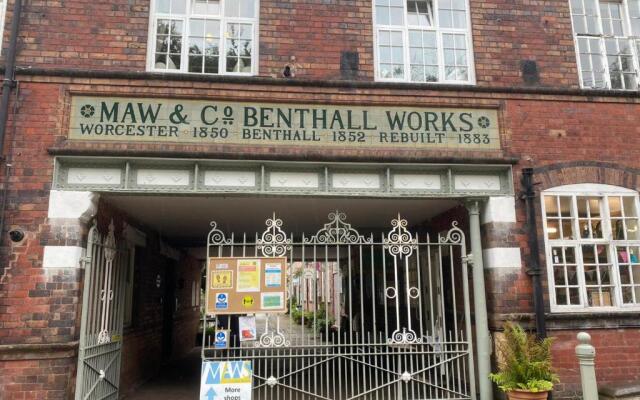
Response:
[[531, 161, 639, 192]]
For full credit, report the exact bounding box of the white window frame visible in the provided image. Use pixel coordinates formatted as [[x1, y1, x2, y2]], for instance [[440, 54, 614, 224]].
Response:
[[570, 0, 640, 90], [146, 0, 260, 76], [372, 0, 476, 84], [542, 184, 640, 313], [0, 0, 7, 56]]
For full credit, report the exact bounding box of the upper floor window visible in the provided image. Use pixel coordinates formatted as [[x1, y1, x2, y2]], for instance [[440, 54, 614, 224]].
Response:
[[542, 184, 640, 312], [0, 0, 6, 55], [570, 0, 640, 90], [373, 0, 474, 84], [148, 0, 258, 75]]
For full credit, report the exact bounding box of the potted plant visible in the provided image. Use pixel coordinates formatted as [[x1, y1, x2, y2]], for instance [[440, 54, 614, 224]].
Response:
[[489, 322, 558, 400]]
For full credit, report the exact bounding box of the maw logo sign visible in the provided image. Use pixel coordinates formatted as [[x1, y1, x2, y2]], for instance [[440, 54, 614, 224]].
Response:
[[200, 361, 253, 400]]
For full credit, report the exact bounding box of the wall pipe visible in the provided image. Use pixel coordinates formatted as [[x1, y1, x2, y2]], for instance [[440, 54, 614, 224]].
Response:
[[0, 0, 23, 248], [0, 0, 22, 155], [522, 167, 547, 338]]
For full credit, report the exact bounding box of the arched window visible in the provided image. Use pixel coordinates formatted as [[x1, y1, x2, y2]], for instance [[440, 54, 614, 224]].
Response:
[[542, 184, 640, 311]]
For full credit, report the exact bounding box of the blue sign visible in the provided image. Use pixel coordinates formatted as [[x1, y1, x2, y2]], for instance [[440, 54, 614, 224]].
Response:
[[215, 293, 228, 309], [214, 330, 228, 349]]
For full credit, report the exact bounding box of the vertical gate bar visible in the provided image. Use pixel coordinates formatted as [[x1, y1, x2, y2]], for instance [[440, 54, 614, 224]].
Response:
[[326, 244, 334, 400], [369, 236, 379, 400], [461, 328, 468, 396], [437, 243, 447, 395], [416, 240, 427, 400], [75, 226, 95, 400], [358, 242, 366, 395], [91, 242, 103, 342], [242, 233, 246, 257], [300, 243, 306, 394], [335, 238, 342, 400], [288, 241, 294, 400], [346, 242, 353, 398], [461, 238, 477, 400], [449, 244, 461, 396], [427, 242, 435, 400], [311, 236, 319, 399], [381, 232, 391, 400]]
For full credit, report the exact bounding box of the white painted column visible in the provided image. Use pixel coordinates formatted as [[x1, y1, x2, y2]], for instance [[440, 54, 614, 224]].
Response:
[[481, 196, 522, 270], [44, 190, 99, 269]]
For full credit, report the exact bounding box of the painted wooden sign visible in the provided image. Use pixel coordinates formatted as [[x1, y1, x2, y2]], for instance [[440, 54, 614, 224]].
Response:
[[69, 96, 501, 150]]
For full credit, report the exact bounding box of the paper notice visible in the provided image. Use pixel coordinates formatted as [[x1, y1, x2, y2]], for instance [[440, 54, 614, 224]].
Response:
[[264, 263, 282, 288], [237, 259, 261, 292], [238, 316, 257, 342]]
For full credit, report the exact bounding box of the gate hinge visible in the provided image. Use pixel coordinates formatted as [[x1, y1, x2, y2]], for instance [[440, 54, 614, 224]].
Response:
[[79, 256, 91, 269], [462, 253, 474, 266]]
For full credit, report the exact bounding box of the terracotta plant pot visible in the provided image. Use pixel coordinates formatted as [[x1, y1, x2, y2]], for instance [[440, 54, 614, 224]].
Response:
[[507, 390, 550, 400]]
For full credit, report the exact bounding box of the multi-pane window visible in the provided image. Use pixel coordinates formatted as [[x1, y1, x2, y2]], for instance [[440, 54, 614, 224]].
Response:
[[0, 1, 6, 56], [570, 0, 640, 90], [543, 188, 640, 311], [374, 0, 474, 83], [149, 0, 258, 75]]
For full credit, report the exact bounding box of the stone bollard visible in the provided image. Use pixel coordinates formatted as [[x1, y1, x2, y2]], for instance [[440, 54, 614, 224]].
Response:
[[575, 332, 598, 400]]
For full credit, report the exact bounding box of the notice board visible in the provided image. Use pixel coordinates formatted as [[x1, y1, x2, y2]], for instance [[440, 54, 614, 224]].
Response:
[[206, 257, 287, 315]]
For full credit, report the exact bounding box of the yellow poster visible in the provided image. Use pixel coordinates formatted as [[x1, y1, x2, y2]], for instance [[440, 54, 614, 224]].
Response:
[[211, 270, 233, 289], [237, 259, 260, 292]]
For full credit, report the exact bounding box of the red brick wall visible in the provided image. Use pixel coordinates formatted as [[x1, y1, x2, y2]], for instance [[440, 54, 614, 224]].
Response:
[[3, 0, 579, 87], [0, 77, 639, 398], [0, 357, 76, 400], [551, 328, 640, 399]]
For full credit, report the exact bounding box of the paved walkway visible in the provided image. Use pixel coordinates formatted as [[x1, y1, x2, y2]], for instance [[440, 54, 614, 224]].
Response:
[[123, 348, 201, 400], [122, 316, 328, 399]]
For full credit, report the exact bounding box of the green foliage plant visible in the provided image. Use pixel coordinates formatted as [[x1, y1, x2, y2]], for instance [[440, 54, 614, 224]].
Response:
[[489, 322, 559, 393]]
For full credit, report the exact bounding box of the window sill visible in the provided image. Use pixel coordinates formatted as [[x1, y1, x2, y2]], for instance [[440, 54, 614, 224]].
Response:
[[545, 309, 640, 330]]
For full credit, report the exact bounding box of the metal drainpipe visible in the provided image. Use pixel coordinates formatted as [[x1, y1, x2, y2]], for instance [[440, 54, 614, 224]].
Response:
[[522, 168, 547, 338], [0, 0, 23, 154], [0, 0, 23, 245]]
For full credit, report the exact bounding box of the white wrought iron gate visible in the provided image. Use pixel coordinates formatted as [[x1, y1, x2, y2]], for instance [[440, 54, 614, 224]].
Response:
[[76, 221, 129, 400], [203, 211, 476, 400]]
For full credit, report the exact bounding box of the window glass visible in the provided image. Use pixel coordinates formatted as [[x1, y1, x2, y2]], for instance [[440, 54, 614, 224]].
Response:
[[225, 0, 255, 18], [407, 0, 434, 26], [630, 0, 640, 34], [600, 2, 624, 35], [375, 0, 472, 83], [552, 246, 581, 305], [378, 30, 405, 79], [617, 245, 640, 304], [155, 19, 183, 70], [409, 30, 438, 81], [571, 0, 601, 34], [605, 38, 637, 90], [570, 0, 640, 90], [577, 38, 607, 88], [544, 189, 640, 310], [226, 23, 253, 73], [150, 0, 257, 75], [438, 0, 467, 28], [192, 0, 220, 15]]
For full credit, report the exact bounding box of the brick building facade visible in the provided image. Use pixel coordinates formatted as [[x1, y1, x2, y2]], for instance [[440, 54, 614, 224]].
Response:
[[0, 0, 638, 399]]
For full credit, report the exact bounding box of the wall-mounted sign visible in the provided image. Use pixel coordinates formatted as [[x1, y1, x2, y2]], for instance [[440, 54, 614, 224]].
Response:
[[69, 96, 500, 150], [200, 361, 252, 400], [206, 257, 287, 314]]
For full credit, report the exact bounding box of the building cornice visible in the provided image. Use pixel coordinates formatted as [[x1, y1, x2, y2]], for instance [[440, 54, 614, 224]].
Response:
[[8, 67, 640, 101]]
